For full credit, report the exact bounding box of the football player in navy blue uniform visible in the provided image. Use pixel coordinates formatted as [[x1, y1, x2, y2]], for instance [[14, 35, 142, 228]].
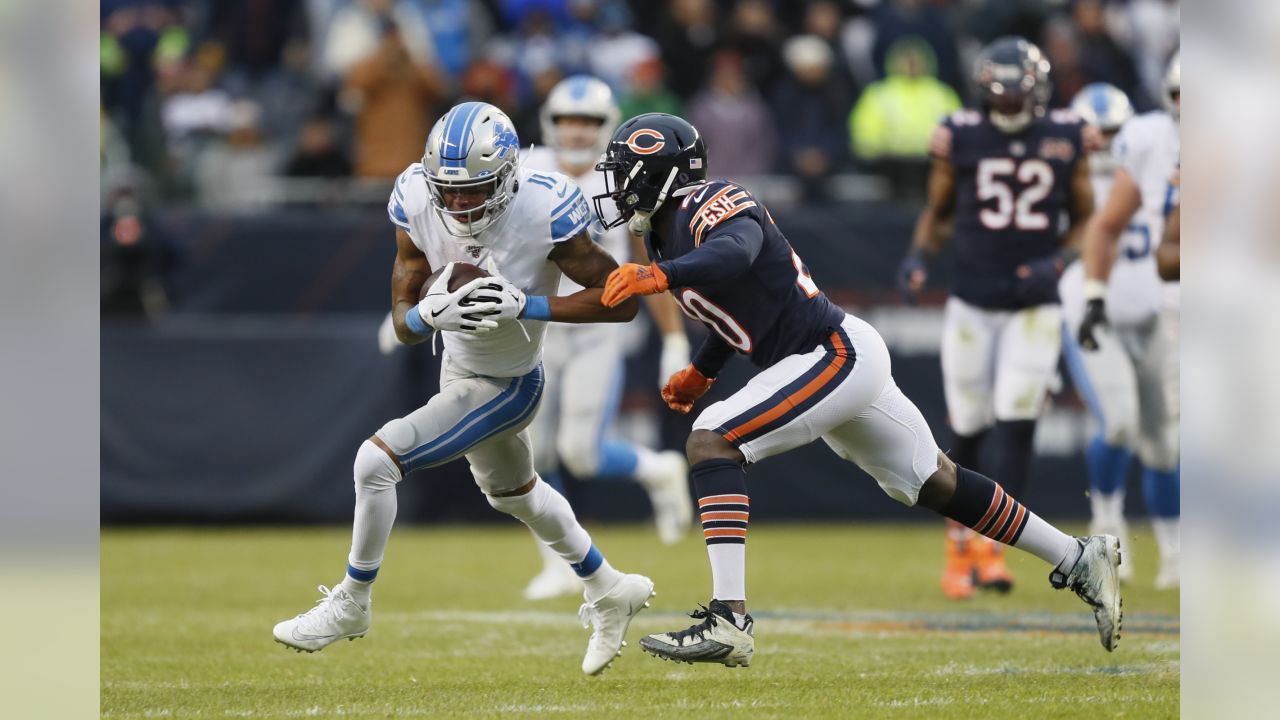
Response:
[[899, 37, 1095, 600], [593, 113, 1119, 667]]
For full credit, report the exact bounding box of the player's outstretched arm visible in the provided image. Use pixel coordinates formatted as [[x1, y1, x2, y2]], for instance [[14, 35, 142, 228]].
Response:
[[545, 232, 639, 323], [390, 228, 433, 345], [1157, 203, 1179, 281]]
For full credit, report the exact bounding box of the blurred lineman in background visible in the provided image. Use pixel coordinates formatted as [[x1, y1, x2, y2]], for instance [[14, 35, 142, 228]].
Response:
[[900, 37, 1095, 600], [520, 75, 693, 600], [276, 101, 656, 676], [1077, 53, 1180, 590], [1058, 81, 1144, 583], [594, 113, 1121, 667]]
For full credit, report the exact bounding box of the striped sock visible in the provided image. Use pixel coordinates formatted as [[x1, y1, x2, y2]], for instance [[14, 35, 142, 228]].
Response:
[[692, 459, 749, 602], [941, 465, 1079, 572]]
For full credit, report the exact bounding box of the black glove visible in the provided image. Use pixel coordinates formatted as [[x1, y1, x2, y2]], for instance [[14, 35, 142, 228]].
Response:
[[897, 251, 926, 304], [1078, 298, 1108, 351], [1014, 255, 1065, 303]]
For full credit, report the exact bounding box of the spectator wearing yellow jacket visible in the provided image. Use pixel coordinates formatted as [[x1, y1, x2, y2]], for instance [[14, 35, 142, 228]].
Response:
[[850, 39, 961, 161]]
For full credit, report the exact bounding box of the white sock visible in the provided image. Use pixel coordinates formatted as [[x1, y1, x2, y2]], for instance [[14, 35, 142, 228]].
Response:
[[339, 576, 372, 608], [580, 558, 623, 601], [345, 441, 402, 606], [1012, 511, 1081, 571], [532, 529, 562, 571], [709, 543, 746, 603], [1152, 517, 1180, 558], [1089, 490, 1126, 528], [488, 476, 621, 600], [732, 612, 748, 628]]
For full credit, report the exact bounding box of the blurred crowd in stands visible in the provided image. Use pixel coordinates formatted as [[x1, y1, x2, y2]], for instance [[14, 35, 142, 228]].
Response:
[[100, 0, 1179, 212]]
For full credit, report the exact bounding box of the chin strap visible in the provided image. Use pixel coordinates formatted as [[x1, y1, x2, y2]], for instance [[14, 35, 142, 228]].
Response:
[[628, 166, 681, 234]]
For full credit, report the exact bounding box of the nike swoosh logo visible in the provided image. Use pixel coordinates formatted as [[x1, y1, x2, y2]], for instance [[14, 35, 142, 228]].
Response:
[[557, 184, 568, 198], [292, 629, 335, 642], [430, 308, 445, 318]]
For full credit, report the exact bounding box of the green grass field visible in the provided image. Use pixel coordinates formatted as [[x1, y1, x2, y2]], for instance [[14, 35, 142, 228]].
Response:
[[102, 523, 1179, 719]]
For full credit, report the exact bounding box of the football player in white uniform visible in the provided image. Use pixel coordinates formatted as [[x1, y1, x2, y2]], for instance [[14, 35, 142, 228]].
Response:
[[1078, 53, 1180, 589], [273, 102, 656, 675], [520, 76, 694, 600], [1058, 83, 1146, 582]]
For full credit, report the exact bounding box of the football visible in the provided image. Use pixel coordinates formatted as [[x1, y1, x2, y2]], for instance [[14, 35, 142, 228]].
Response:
[[420, 262, 490, 301]]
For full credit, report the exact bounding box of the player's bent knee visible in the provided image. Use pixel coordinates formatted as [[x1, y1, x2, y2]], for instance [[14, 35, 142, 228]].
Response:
[[354, 439, 402, 493], [486, 480, 547, 521], [686, 429, 742, 465]]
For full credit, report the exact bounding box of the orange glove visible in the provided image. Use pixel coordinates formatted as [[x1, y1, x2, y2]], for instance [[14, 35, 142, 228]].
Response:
[[601, 263, 669, 307], [661, 364, 714, 414]]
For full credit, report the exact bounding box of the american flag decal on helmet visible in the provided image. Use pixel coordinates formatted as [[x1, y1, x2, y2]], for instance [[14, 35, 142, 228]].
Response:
[[690, 158, 703, 169]]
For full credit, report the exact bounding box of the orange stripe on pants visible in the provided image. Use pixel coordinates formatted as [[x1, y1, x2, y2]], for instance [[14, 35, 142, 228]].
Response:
[[723, 332, 849, 443]]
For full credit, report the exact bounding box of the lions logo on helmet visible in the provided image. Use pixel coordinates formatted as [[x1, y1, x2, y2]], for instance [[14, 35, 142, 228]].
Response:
[[594, 113, 707, 234], [974, 36, 1052, 134], [421, 101, 522, 240], [1071, 83, 1134, 135], [539, 75, 621, 169]]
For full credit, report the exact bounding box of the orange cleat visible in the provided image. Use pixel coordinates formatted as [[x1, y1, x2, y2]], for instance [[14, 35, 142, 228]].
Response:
[[973, 535, 1015, 593], [940, 521, 976, 600]]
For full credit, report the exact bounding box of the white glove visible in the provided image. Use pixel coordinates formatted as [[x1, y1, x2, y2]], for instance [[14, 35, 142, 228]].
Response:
[[658, 333, 691, 390], [417, 263, 501, 334], [474, 275, 527, 323]]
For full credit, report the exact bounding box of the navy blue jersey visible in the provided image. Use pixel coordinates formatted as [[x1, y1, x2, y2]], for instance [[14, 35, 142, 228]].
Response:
[[942, 108, 1085, 309], [648, 180, 845, 370]]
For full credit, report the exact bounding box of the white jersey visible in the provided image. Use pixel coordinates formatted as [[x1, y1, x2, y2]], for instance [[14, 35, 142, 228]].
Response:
[[1114, 111, 1180, 308], [1059, 146, 1163, 327], [387, 162, 591, 377], [522, 146, 632, 295]]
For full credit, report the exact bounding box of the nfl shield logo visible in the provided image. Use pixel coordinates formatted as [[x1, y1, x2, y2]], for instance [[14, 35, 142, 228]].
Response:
[[466, 245, 483, 259]]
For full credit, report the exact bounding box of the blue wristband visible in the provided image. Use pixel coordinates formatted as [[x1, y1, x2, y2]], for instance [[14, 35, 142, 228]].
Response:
[[520, 295, 551, 321], [404, 306, 433, 337]]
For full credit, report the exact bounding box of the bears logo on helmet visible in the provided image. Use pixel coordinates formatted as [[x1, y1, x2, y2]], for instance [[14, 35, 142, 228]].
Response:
[[626, 129, 667, 155], [593, 113, 707, 234]]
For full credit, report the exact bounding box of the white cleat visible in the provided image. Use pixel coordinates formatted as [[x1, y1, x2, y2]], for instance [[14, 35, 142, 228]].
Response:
[[1052, 536, 1123, 652], [578, 574, 655, 675], [273, 585, 370, 652], [523, 560, 583, 601], [1155, 551, 1180, 590], [640, 599, 754, 667], [642, 450, 693, 545], [1089, 519, 1134, 583]]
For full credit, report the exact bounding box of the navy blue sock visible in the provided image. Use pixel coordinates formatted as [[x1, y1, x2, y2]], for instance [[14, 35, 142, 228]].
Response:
[[691, 458, 749, 602], [941, 465, 1030, 545]]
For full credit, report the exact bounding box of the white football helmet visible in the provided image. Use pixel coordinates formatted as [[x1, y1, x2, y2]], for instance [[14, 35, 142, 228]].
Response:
[[1071, 83, 1134, 133], [421, 101, 522, 239], [1163, 50, 1180, 120], [539, 75, 621, 168]]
